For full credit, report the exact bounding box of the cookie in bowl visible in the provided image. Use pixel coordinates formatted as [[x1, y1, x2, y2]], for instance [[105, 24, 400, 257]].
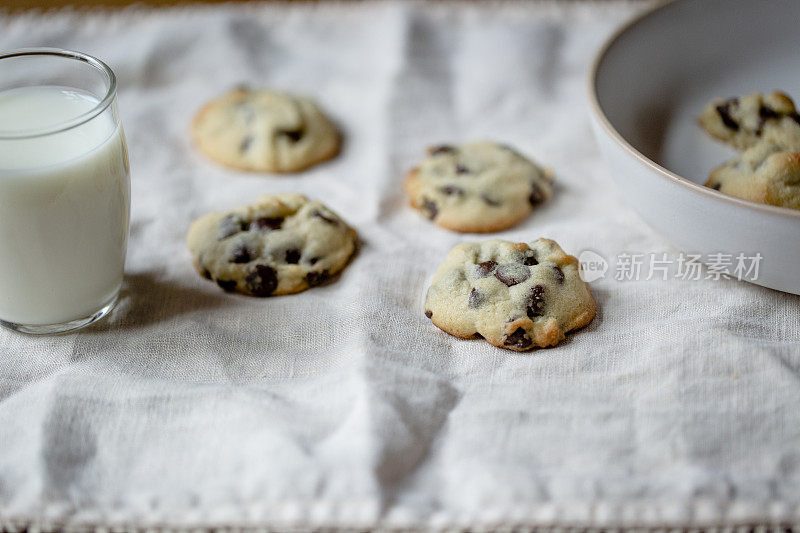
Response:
[[700, 91, 800, 210], [699, 91, 800, 152], [706, 142, 800, 210]]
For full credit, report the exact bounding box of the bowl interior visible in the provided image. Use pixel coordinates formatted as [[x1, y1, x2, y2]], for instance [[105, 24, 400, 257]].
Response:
[[596, 0, 800, 186]]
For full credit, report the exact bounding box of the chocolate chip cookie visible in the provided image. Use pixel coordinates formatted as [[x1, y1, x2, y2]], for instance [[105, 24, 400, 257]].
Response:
[[192, 88, 341, 173], [699, 91, 800, 152], [187, 194, 357, 296], [404, 142, 553, 233], [706, 142, 800, 210], [699, 91, 800, 209], [424, 239, 596, 351]]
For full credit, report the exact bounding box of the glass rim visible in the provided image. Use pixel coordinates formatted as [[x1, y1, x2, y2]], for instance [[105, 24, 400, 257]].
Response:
[[0, 48, 117, 140]]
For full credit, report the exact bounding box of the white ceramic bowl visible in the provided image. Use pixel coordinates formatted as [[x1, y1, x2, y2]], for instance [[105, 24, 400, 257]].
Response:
[[588, 0, 800, 295]]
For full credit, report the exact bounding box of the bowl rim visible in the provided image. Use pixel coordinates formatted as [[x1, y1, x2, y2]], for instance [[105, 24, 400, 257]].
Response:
[[586, 0, 800, 221]]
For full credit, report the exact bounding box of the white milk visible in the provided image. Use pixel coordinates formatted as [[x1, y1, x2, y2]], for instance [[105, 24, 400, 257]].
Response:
[[0, 86, 130, 326]]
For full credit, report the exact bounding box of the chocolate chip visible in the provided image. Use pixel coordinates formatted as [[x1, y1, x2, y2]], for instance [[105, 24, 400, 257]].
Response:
[[311, 210, 338, 225], [790, 112, 800, 126], [475, 260, 497, 277], [481, 194, 501, 206], [504, 327, 532, 350], [253, 217, 284, 231], [441, 185, 464, 196], [308, 257, 320, 265], [526, 284, 546, 318], [245, 265, 278, 296], [529, 183, 545, 206], [716, 102, 739, 131], [239, 136, 254, 153], [759, 105, 781, 121], [473, 332, 484, 339], [523, 253, 538, 266], [494, 264, 530, 287], [757, 106, 781, 134], [230, 244, 254, 264], [425, 310, 433, 319], [285, 248, 301, 264], [429, 145, 455, 156], [216, 279, 237, 292], [468, 288, 484, 308], [711, 182, 721, 190], [277, 128, 304, 142], [218, 215, 247, 240], [552, 265, 565, 284], [306, 270, 330, 287], [455, 164, 469, 174], [422, 198, 438, 220], [201, 268, 212, 280]]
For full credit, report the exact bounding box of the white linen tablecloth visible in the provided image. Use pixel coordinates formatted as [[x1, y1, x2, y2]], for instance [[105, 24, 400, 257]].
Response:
[[1, 1, 800, 530]]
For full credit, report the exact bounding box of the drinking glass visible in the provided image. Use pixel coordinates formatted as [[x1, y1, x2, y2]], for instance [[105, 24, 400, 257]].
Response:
[[0, 49, 130, 334]]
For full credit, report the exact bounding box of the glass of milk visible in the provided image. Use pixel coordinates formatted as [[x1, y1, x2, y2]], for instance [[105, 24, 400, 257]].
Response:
[[0, 49, 130, 334]]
